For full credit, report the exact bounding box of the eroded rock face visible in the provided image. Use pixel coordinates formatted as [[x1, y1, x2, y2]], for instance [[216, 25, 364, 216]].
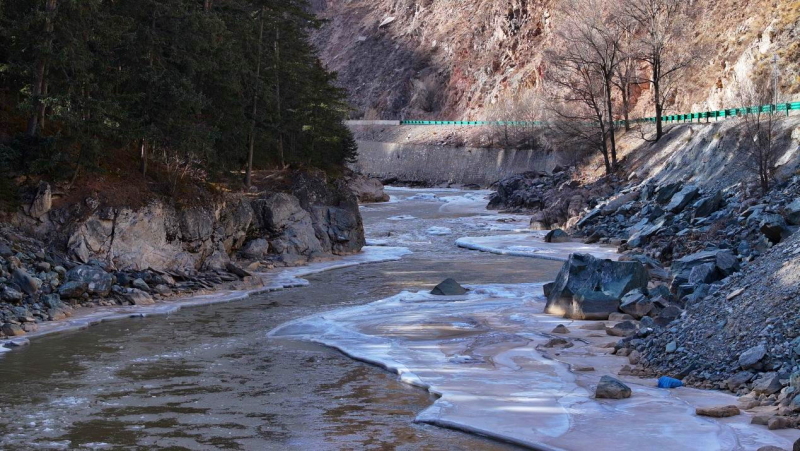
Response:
[[58, 171, 365, 272], [545, 253, 648, 320]]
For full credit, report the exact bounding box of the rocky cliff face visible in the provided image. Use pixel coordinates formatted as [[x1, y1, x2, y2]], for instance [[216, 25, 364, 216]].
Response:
[[10, 170, 365, 272], [313, 0, 799, 120]]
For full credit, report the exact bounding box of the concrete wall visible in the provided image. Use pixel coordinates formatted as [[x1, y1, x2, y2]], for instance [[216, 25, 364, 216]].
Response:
[[352, 141, 580, 186]]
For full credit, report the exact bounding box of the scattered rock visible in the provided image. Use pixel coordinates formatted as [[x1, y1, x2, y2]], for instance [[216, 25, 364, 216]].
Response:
[[11, 269, 39, 296], [739, 345, 767, 370], [544, 229, 569, 243], [767, 416, 794, 430], [607, 321, 637, 337], [595, 376, 632, 399], [122, 289, 154, 306], [552, 324, 569, 334], [430, 278, 467, 296], [695, 405, 740, 418], [1, 323, 25, 336], [760, 214, 791, 244]]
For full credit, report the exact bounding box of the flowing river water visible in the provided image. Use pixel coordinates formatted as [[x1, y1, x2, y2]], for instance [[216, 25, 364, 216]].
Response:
[[0, 188, 559, 450]]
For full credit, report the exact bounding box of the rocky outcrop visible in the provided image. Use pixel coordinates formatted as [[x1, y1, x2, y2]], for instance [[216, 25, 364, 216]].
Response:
[[347, 173, 389, 203], [488, 170, 615, 230], [1, 170, 366, 339], [38, 170, 366, 272]]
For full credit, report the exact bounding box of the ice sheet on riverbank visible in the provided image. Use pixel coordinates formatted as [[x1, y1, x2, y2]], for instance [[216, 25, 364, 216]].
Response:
[[0, 246, 412, 352], [456, 233, 619, 261], [271, 284, 800, 451]]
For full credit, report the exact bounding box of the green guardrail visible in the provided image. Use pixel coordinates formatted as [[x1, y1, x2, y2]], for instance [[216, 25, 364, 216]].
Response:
[[399, 102, 800, 127]]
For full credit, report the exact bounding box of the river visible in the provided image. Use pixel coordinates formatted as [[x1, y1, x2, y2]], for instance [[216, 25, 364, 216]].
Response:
[[2, 188, 797, 451], [0, 188, 559, 450]]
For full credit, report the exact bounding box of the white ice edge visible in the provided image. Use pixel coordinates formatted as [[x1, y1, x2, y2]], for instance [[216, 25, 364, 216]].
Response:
[[456, 234, 620, 262], [270, 283, 800, 451], [0, 246, 412, 354]]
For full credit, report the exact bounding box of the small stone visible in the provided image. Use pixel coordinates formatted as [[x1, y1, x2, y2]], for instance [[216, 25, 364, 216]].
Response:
[[753, 372, 784, 395], [131, 278, 150, 292], [628, 350, 641, 365], [606, 321, 637, 337], [122, 289, 154, 306], [666, 341, 678, 353], [2, 338, 30, 348], [727, 288, 745, 300], [543, 337, 572, 348], [727, 371, 754, 391], [552, 324, 569, 334], [695, 405, 740, 418], [595, 375, 632, 399], [608, 312, 635, 322], [579, 322, 606, 331], [573, 365, 595, 372]]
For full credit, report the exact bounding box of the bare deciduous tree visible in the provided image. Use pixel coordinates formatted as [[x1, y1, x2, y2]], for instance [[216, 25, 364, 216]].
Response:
[[735, 73, 781, 195], [622, 0, 695, 142], [546, 0, 625, 174], [545, 56, 614, 174], [552, 0, 624, 170]]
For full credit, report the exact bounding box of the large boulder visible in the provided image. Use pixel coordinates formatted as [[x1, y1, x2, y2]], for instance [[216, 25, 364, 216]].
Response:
[[63, 265, 113, 297], [348, 174, 389, 203], [665, 185, 700, 213], [11, 269, 40, 296], [786, 199, 800, 225], [240, 238, 270, 259], [619, 289, 653, 319], [654, 182, 683, 204], [545, 253, 649, 320], [693, 191, 724, 218], [671, 249, 739, 286], [739, 344, 767, 370], [760, 214, 791, 244]]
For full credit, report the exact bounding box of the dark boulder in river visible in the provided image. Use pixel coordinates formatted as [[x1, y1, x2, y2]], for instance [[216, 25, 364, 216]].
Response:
[[545, 253, 648, 320], [431, 278, 467, 296]]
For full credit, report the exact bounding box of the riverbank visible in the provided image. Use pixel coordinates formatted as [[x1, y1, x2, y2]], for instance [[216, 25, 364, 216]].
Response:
[[0, 246, 411, 354], [271, 280, 800, 450]]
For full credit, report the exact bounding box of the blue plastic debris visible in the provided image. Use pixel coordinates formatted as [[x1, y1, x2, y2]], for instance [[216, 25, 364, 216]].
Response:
[[658, 376, 683, 388]]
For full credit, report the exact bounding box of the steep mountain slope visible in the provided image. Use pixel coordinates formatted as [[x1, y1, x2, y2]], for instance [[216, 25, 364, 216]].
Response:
[[312, 0, 800, 120]]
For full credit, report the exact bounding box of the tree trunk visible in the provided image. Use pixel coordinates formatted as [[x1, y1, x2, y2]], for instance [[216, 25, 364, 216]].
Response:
[[140, 139, 148, 177], [621, 83, 630, 132], [653, 59, 663, 142], [245, 8, 265, 189], [274, 27, 285, 168], [27, 0, 58, 137], [604, 77, 617, 170], [204, 0, 213, 12]]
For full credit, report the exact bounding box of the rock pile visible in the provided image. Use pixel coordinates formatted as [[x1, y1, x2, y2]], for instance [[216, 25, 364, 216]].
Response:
[[491, 170, 800, 425], [487, 169, 616, 230]]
